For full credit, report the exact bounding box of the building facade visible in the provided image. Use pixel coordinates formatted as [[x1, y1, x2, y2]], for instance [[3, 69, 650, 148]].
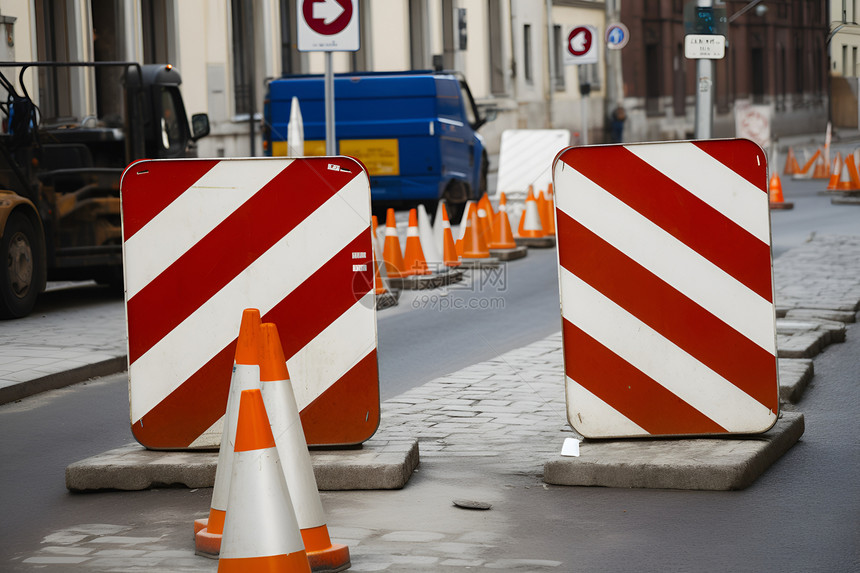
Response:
[[0, 1, 836, 158]]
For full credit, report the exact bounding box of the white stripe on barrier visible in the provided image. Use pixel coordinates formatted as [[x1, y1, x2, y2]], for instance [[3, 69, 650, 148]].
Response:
[[287, 292, 377, 411], [625, 143, 770, 244], [554, 166, 776, 354], [130, 176, 368, 422], [560, 268, 778, 431], [125, 160, 289, 298], [565, 376, 648, 437]]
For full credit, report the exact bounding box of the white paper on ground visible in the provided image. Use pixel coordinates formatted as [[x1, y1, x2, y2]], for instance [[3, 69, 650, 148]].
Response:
[[560, 437, 581, 457]]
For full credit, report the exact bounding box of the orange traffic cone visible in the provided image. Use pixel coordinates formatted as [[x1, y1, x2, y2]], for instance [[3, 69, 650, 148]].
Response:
[[456, 202, 477, 257], [369, 216, 388, 295], [517, 187, 546, 238], [812, 149, 829, 179], [784, 147, 802, 175], [217, 388, 311, 573], [259, 324, 350, 573], [196, 308, 262, 558], [476, 204, 494, 248], [827, 153, 843, 191], [439, 203, 461, 267], [477, 193, 496, 238], [488, 192, 517, 250], [769, 172, 793, 209], [837, 152, 860, 191], [402, 208, 431, 276], [461, 206, 491, 259], [438, 203, 461, 267], [382, 208, 405, 278], [543, 183, 556, 236]]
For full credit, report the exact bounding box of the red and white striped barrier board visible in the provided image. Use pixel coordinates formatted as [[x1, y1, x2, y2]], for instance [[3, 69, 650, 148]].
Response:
[[121, 157, 378, 449], [553, 140, 779, 438]]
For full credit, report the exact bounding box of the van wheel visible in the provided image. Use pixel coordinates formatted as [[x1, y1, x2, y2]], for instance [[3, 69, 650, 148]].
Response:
[[0, 212, 41, 319], [443, 180, 469, 223], [478, 152, 489, 198]]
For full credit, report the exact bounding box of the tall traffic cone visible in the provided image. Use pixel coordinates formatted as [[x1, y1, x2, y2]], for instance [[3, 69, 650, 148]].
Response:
[[769, 172, 793, 210], [836, 152, 860, 191], [461, 206, 491, 259], [827, 153, 844, 191], [784, 147, 802, 176], [402, 208, 431, 276], [477, 193, 496, 238], [542, 184, 556, 236], [488, 198, 517, 250], [382, 208, 405, 278], [259, 324, 350, 573], [217, 388, 311, 573], [439, 203, 461, 267], [517, 187, 546, 238], [195, 309, 263, 558], [476, 203, 494, 248], [456, 202, 477, 257]]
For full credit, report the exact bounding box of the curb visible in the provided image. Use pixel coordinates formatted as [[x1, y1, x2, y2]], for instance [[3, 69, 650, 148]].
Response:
[[0, 356, 127, 406]]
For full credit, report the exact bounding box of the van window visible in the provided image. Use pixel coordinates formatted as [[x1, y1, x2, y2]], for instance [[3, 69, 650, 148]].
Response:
[[159, 87, 183, 153]]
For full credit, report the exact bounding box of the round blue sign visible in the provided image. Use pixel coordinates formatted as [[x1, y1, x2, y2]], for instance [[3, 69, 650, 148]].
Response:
[[606, 23, 629, 50]]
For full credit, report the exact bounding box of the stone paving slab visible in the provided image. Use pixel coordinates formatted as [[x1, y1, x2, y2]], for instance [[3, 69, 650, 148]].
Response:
[[66, 438, 418, 492], [543, 412, 805, 491], [778, 358, 814, 403]]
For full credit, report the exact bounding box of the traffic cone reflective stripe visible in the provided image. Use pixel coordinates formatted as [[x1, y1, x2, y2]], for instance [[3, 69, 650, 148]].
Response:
[[456, 202, 477, 257], [196, 308, 262, 558], [402, 208, 431, 276], [258, 324, 350, 573], [440, 203, 461, 267], [382, 208, 405, 278], [517, 187, 546, 238], [218, 389, 310, 573]]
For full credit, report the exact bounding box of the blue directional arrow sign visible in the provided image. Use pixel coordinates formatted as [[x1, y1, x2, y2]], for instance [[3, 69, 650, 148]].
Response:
[[606, 23, 629, 50]]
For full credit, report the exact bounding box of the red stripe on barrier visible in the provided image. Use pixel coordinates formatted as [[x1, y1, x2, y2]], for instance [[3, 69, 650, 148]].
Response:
[[694, 139, 768, 191], [127, 160, 359, 363], [130, 232, 373, 448], [265, 231, 373, 361], [557, 211, 778, 410], [562, 319, 727, 435], [299, 349, 379, 445], [121, 160, 220, 241], [560, 146, 773, 302]]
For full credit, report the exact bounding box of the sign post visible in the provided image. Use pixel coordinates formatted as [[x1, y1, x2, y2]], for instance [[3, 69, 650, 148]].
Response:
[[684, 0, 727, 139], [297, 0, 360, 155], [563, 25, 598, 145]]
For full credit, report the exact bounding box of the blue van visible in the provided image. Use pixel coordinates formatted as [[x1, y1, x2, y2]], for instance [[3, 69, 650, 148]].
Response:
[[263, 71, 491, 218]]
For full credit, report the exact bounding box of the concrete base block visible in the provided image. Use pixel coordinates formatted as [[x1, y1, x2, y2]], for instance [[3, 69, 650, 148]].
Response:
[[778, 358, 814, 403], [543, 412, 804, 491], [66, 438, 419, 492], [776, 318, 846, 358], [457, 257, 501, 269], [769, 201, 795, 210], [388, 269, 463, 290], [488, 246, 528, 261], [831, 195, 860, 205], [376, 289, 401, 310], [515, 236, 556, 248]]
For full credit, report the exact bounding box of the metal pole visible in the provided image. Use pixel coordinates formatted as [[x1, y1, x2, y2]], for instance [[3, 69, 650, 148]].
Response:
[[325, 51, 336, 155], [694, 0, 714, 139]]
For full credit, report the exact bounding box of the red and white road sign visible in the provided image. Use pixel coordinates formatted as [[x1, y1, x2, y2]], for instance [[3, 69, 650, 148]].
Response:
[[121, 157, 379, 449], [298, 0, 359, 52], [553, 140, 779, 438], [564, 25, 598, 65]]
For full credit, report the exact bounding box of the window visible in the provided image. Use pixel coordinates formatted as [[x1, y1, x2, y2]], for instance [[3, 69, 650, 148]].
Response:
[[524, 24, 533, 84], [553, 25, 565, 91], [488, 0, 505, 95], [279, 0, 301, 75], [231, 0, 255, 116]]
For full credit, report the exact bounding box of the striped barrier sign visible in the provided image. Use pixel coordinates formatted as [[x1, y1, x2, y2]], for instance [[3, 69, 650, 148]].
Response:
[[553, 140, 779, 438], [121, 157, 379, 449]]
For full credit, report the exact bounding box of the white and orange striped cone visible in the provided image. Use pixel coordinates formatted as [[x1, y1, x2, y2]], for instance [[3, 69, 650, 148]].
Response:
[[369, 216, 389, 296], [488, 198, 517, 250], [827, 153, 843, 191], [431, 199, 447, 258], [258, 323, 350, 573], [439, 203, 461, 268], [812, 148, 829, 179], [196, 308, 263, 558], [517, 187, 546, 238], [402, 208, 430, 276], [784, 147, 802, 176], [460, 207, 491, 260], [382, 208, 405, 278], [217, 388, 311, 573], [417, 203, 442, 266], [836, 152, 860, 191], [477, 193, 496, 238], [455, 201, 477, 257], [476, 204, 494, 249], [769, 172, 794, 210], [543, 183, 556, 236]]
